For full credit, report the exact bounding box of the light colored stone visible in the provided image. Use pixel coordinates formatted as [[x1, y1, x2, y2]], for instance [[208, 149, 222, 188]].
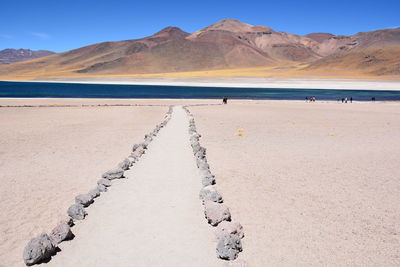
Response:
[[97, 178, 112, 187], [204, 201, 231, 226], [23, 233, 56, 266], [75, 194, 93, 207], [117, 158, 131, 170], [97, 184, 107, 192], [197, 159, 209, 169], [199, 185, 223, 203], [67, 204, 87, 220], [102, 168, 124, 180], [216, 234, 243, 260], [200, 169, 216, 186], [215, 221, 244, 240], [49, 221, 73, 245], [89, 188, 100, 198]]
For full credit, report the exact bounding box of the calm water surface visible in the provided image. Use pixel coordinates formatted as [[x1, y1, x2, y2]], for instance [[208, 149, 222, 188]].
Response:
[[1, 81, 400, 101]]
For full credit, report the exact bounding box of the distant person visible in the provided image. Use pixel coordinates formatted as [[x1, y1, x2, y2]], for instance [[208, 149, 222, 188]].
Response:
[[222, 97, 228, 104], [341, 98, 344, 103], [372, 97, 376, 102], [345, 97, 348, 103], [305, 96, 308, 102], [350, 97, 353, 103]]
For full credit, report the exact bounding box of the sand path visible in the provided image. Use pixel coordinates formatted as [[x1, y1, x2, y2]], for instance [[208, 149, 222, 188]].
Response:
[[45, 106, 220, 267]]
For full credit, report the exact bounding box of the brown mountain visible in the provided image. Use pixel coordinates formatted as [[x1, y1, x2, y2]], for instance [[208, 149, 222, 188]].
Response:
[[305, 33, 334, 43], [0, 49, 54, 64], [0, 19, 399, 79]]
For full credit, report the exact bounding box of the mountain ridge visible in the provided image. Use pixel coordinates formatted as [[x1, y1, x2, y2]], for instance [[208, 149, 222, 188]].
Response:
[[0, 49, 54, 65], [0, 19, 399, 78]]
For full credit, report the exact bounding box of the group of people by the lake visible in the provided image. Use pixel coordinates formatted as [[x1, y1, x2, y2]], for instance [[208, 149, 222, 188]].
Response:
[[223, 96, 377, 103], [338, 97, 353, 103]]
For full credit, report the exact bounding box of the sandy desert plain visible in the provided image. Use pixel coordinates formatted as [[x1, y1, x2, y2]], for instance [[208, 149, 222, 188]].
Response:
[[0, 96, 399, 266]]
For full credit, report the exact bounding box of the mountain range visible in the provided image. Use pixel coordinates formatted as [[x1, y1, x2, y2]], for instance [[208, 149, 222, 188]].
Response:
[[0, 19, 399, 79], [0, 49, 54, 65]]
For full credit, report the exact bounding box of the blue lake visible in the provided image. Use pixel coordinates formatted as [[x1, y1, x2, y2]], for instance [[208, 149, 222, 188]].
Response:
[[1, 81, 400, 101]]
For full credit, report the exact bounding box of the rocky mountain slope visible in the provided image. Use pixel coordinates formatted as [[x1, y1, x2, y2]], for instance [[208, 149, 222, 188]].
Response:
[[0, 49, 54, 64], [0, 19, 399, 78]]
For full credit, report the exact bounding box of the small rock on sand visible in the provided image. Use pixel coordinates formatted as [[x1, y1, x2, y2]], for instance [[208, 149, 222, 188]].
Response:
[[89, 188, 100, 198], [23, 233, 56, 266], [97, 178, 112, 187], [204, 200, 231, 226], [75, 194, 93, 207], [49, 221, 73, 245], [97, 184, 107, 192], [199, 185, 223, 203], [102, 168, 124, 180], [132, 144, 139, 152], [117, 158, 131, 170], [216, 234, 243, 260], [215, 221, 244, 240], [67, 204, 87, 220], [200, 169, 216, 186]]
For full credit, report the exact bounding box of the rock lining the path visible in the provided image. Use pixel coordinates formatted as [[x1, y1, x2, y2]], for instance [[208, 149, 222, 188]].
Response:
[[67, 204, 87, 220], [216, 234, 243, 260], [204, 200, 231, 226], [22, 106, 175, 265], [102, 168, 124, 180], [97, 184, 107, 192], [23, 233, 56, 266], [49, 221, 73, 245], [97, 178, 112, 187], [89, 187, 100, 198], [199, 185, 223, 203], [183, 105, 246, 262], [75, 194, 94, 207], [117, 158, 131, 170], [215, 221, 244, 240]]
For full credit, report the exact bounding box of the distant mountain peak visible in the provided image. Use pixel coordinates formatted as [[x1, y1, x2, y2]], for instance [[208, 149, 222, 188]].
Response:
[[151, 26, 189, 40], [156, 26, 186, 34], [0, 48, 54, 65], [205, 19, 255, 32], [189, 19, 275, 39]]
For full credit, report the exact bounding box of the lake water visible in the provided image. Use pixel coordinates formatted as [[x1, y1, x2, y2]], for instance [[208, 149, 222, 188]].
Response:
[[1, 81, 400, 101]]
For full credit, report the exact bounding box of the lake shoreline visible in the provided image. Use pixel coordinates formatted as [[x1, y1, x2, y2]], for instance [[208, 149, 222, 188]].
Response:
[[2, 80, 400, 101], [2, 77, 400, 91]]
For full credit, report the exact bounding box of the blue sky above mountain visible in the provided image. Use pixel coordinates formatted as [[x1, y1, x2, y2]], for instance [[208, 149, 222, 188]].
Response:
[[0, 0, 399, 52]]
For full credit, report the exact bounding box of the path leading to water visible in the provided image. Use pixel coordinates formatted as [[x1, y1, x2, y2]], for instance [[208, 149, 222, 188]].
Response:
[[45, 106, 220, 267]]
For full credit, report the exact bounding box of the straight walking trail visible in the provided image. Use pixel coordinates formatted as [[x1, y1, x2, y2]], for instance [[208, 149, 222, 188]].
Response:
[[46, 106, 221, 267]]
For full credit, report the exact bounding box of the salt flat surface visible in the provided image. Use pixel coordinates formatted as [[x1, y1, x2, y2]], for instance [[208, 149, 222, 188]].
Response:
[[0, 105, 166, 266], [191, 101, 400, 266], [45, 107, 220, 267]]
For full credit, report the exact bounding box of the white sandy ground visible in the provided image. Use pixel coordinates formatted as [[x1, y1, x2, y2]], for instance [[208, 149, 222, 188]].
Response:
[[4, 77, 400, 91], [0, 105, 167, 267], [43, 106, 220, 267], [190, 101, 400, 266]]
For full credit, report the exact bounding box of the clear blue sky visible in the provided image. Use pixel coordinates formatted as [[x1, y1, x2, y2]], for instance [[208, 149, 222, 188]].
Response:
[[1, 0, 399, 52]]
